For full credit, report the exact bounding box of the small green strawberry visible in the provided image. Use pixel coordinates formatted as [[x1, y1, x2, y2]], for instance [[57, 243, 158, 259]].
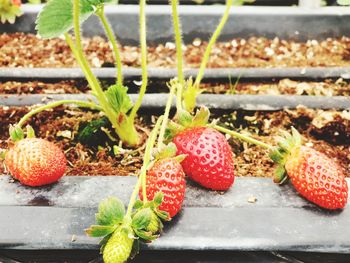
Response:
[[103, 227, 134, 263]]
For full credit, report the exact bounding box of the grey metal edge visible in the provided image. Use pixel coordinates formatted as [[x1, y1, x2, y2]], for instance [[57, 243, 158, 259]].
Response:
[[0, 176, 349, 253], [1, 67, 350, 81], [1, 94, 350, 110], [1, 5, 350, 44]]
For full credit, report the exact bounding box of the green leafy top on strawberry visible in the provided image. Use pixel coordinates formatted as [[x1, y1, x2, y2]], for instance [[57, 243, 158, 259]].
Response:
[[269, 127, 303, 184], [165, 107, 211, 141], [35, 0, 115, 38]]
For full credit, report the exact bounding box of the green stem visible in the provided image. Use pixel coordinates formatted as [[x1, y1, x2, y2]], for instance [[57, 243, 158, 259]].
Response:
[[96, 5, 123, 86], [194, 0, 233, 87], [129, 0, 148, 122], [17, 100, 102, 129], [214, 125, 272, 150], [170, 0, 185, 112], [157, 85, 176, 148], [72, 0, 118, 130], [170, 0, 185, 86], [126, 117, 164, 218]]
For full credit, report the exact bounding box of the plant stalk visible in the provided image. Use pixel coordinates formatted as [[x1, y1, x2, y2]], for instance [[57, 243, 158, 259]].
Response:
[[72, 0, 118, 130], [194, 0, 233, 87], [17, 100, 102, 128], [129, 0, 148, 122], [96, 5, 123, 86], [169, 0, 185, 112], [157, 85, 176, 147], [126, 116, 164, 218], [214, 125, 273, 150]]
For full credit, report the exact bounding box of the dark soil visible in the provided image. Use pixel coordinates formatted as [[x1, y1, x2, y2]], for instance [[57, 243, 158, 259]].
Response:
[[1, 78, 349, 96], [0, 105, 348, 177], [1, 33, 349, 68]]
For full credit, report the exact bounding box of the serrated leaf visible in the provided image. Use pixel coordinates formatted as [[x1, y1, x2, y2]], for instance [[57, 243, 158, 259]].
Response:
[[36, 0, 96, 39], [85, 225, 116, 237], [132, 208, 152, 230], [96, 197, 125, 226], [105, 84, 133, 114]]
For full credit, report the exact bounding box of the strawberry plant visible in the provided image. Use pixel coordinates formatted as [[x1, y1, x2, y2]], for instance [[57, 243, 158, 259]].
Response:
[[87, 77, 186, 262], [0, 0, 22, 24], [27, 0, 149, 147]]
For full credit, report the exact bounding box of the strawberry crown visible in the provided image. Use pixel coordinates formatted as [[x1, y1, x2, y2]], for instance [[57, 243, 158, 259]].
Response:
[[164, 107, 210, 142], [269, 127, 303, 184]]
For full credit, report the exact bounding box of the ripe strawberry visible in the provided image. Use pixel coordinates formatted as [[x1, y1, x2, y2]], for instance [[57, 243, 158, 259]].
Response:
[[173, 127, 235, 191], [140, 158, 185, 218], [11, 0, 21, 7], [271, 128, 348, 210], [103, 228, 134, 263], [5, 138, 67, 187]]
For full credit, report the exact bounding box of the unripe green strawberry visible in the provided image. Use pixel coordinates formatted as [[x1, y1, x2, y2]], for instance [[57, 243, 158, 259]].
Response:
[[5, 138, 66, 187], [103, 228, 134, 263], [285, 146, 348, 210], [147, 211, 160, 233]]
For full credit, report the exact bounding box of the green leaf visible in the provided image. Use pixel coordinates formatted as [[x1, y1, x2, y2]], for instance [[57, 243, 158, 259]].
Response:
[[96, 197, 125, 226], [178, 110, 193, 127], [134, 229, 158, 242], [36, 0, 97, 39], [337, 0, 350, 5], [132, 208, 152, 230], [105, 84, 133, 114], [26, 125, 36, 139], [85, 225, 116, 237]]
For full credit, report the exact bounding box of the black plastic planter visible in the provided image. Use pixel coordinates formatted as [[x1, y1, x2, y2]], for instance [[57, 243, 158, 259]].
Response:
[[0, 176, 349, 262]]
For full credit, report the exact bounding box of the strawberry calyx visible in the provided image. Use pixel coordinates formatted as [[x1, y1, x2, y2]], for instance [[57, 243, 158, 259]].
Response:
[[134, 191, 170, 236], [165, 107, 210, 141], [9, 125, 36, 142], [269, 127, 302, 185]]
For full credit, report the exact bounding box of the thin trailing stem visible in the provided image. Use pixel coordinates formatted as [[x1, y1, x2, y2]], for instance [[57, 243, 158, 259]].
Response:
[[126, 117, 164, 218], [96, 5, 123, 86], [194, 0, 233, 87], [169, 0, 185, 112], [170, 0, 185, 86], [17, 100, 102, 129], [157, 85, 176, 148], [214, 125, 273, 150], [129, 0, 148, 122]]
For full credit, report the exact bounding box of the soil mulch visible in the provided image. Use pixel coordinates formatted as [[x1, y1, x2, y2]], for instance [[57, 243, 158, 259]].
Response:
[[0, 105, 348, 178], [1, 78, 349, 96], [1, 33, 350, 68]]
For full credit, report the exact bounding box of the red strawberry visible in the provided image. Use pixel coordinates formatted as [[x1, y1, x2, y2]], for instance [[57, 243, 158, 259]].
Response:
[[140, 158, 185, 218], [11, 0, 21, 7], [173, 127, 234, 191], [271, 128, 348, 210], [285, 146, 348, 210], [5, 138, 67, 187]]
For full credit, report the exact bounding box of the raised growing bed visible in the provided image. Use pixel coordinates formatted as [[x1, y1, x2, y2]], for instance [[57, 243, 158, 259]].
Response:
[[0, 3, 350, 263]]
